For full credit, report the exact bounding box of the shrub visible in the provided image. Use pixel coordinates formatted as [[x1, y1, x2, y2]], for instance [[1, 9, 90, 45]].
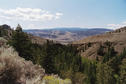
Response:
[[0, 37, 7, 47], [0, 46, 45, 84]]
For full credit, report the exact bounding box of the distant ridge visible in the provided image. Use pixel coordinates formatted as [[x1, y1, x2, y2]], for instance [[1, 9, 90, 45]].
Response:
[[24, 27, 112, 44]]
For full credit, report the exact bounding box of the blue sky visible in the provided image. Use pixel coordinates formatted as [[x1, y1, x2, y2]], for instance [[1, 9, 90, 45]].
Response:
[[0, 0, 126, 29]]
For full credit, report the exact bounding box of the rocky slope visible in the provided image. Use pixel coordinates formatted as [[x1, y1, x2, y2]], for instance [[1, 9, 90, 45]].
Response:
[[72, 26, 126, 60]]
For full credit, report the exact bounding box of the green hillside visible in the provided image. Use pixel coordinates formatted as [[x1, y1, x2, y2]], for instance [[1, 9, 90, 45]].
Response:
[[0, 24, 126, 84]]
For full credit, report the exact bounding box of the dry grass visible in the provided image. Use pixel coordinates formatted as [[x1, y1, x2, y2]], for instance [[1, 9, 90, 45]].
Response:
[[72, 27, 126, 60], [42, 75, 72, 84]]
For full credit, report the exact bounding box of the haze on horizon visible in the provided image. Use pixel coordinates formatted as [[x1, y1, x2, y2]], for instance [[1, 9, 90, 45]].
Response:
[[0, 0, 126, 29]]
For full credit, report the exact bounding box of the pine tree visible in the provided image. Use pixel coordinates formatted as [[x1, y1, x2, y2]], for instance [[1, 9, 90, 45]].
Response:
[[8, 24, 33, 60], [41, 42, 57, 74], [15, 24, 22, 32], [119, 58, 126, 84], [103, 47, 116, 63], [96, 63, 115, 84], [97, 45, 104, 56]]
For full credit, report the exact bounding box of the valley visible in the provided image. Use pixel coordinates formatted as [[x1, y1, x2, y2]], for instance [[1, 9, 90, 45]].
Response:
[[0, 24, 126, 84], [24, 28, 112, 44]]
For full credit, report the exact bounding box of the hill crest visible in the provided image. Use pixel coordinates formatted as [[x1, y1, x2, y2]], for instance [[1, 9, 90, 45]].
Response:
[[24, 28, 112, 44], [72, 26, 126, 60]]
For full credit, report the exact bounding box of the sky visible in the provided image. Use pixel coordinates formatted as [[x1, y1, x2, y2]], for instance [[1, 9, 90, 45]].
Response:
[[0, 0, 126, 29]]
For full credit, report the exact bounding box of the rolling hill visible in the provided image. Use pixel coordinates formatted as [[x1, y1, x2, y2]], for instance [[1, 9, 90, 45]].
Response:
[[73, 26, 126, 60], [24, 28, 112, 44]]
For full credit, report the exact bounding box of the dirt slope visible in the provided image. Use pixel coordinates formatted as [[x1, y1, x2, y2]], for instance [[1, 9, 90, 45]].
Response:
[[72, 27, 126, 60]]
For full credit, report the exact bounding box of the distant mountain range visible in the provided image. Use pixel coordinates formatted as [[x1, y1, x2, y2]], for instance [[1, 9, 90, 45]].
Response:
[[24, 28, 112, 44]]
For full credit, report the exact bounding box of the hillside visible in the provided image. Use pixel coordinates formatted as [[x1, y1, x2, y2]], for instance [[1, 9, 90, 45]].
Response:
[[24, 28, 112, 44], [73, 27, 126, 44], [73, 26, 126, 60], [0, 37, 72, 84], [0, 37, 45, 84], [1, 24, 126, 84], [0, 24, 47, 45]]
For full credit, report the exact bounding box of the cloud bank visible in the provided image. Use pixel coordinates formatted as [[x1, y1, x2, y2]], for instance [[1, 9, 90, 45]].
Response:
[[0, 7, 63, 22], [107, 21, 126, 30]]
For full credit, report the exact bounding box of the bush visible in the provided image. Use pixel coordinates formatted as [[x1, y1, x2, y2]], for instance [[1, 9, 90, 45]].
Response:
[[0, 46, 45, 84]]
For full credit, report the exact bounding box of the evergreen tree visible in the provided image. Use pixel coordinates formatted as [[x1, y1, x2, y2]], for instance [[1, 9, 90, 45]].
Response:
[[97, 45, 104, 56], [103, 47, 116, 63], [8, 24, 33, 60], [41, 42, 57, 74], [96, 63, 115, 84], [119, 58, 126, 84], [108, 48, 126, 74]]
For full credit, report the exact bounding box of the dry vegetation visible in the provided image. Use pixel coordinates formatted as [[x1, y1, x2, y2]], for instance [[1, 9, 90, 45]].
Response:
[[72, 27, 126, 60], [0, 46, 45, 84], [0, 37, 72, 84], [42, 75, 72, 84], [0, 46, 72, 84]]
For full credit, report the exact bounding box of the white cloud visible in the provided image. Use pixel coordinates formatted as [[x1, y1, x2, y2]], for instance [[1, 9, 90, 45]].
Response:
[[0, 7, 63, 22], [55, 13, 63, 19], [107, 21, 126, 30], [122, 21, 126, 24]]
